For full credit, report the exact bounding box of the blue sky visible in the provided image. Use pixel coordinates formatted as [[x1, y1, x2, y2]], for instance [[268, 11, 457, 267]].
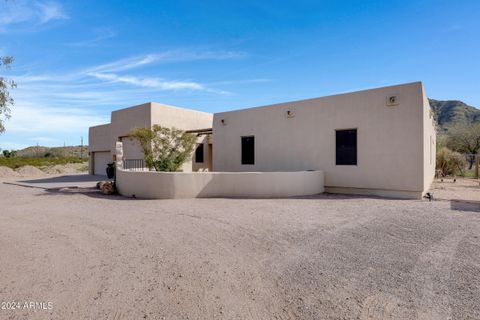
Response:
[[0, 0, 479, 149]]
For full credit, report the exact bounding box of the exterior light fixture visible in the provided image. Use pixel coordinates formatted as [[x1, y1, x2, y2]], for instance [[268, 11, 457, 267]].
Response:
[[286, 110, 295, 118], [221, 119, 226, 125]]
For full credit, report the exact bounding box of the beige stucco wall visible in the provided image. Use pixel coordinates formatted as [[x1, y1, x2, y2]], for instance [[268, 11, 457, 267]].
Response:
[[88, 123, 112, 174], [120, 137, 144, 161], [116, 169, 324, 199], [89, 123, 111, 152], [150, 102, 213, 130], [422, 89, 437, 191], [110, 103, 152, 151], [213, 82, 434, 198], [89, 102, 213, 172]]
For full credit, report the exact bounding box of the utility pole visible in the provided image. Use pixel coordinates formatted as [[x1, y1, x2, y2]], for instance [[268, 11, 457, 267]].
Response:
[[80, 136, 83, 159]]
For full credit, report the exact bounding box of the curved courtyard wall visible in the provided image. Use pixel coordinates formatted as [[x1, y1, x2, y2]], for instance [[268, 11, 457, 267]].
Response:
[[116, 169, 324, 199]]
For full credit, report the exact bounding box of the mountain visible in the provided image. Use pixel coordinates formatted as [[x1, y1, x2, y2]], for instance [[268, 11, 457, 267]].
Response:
[[429, 99, 480, 131]]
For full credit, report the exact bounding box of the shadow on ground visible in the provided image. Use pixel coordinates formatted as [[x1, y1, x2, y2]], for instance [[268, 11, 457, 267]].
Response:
[[450, 199, 480, 212], [39, 186, 133, 201], [17, 174, 105, 186]]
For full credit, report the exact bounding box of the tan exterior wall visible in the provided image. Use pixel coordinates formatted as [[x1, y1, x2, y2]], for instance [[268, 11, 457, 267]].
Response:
[[120, 137, 144, 161], [213, 82, 434, 198], [150, 102, 213, 130], [89, 123, 112, 152], [89, 102, 213, 172], [88, 123, 112, 174], [89, 82, 435, 198], [116, 169, 324, 199], [422, 89, 437, 192]]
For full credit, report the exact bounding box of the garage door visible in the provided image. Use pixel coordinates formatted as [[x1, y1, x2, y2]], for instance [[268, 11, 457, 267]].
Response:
[[93, 151, 111, 176]]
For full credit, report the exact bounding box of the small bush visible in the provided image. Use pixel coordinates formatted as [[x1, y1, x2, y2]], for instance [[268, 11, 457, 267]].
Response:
[[436, 147, 466, 177], [131, 125, 196, 172]]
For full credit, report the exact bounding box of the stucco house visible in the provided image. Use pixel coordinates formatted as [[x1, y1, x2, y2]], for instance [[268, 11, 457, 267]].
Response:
[[89, 82, 436, 199], [89, 102, 213, 175]]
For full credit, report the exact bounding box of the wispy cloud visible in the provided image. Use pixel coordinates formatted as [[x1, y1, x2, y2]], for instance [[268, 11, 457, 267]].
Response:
[[0, 0, 68, 31], [66, 27, 117, 47], [87, 54, 163, 73], [86, 49, 246, 73], [37, 1, 68, 24], [88, 73, 205, 91], [207, 78, 271, 86], [1, 48, 257, 146]]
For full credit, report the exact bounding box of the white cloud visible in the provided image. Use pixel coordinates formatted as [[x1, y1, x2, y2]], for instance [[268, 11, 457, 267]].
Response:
[[207, 78, 271, 86], [30, 136, 60, 143], [89, 73, 204, 91], [87, 54, 164, 73], [7, 101, 108, 134], [1, 47, 253, 147], [36, 1, 69, 24], [86, 50, 246, 73], [0, 0, 68, 30], [66, 28, 117, 47], [0, 141, 31, 150]]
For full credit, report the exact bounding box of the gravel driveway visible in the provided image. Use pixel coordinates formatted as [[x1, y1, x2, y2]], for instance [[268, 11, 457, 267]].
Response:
[[0, 180, 479, 319]]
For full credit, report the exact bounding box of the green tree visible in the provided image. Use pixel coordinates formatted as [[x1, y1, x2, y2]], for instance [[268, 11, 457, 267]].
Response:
[[131, 125, 197, 172], [446, 123, 480, 169], [2, 149, 17, 158], [0, 56, 16, 133]]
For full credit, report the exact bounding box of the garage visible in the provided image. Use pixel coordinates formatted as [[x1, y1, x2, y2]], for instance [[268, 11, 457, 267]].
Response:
[[93, 151, 111, 176]]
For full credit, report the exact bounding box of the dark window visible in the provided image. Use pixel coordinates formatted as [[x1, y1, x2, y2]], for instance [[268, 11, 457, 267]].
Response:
[[195, 144, 204, 163], [241, 136, 255, 165], [336, 129, 357, 165]]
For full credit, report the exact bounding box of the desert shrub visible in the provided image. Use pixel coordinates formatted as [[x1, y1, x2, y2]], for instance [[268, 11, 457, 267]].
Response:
[[436, 147, 466, 176], [0, 157, 85, 169], [131, 125, 196, 172]]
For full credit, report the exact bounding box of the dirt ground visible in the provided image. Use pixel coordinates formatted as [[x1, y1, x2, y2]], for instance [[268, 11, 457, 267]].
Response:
[[0, 178, 479, 320], [432, 177, 480, 202]]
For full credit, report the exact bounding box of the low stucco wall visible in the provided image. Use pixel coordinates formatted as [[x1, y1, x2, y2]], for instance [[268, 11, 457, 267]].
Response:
[[116, 169, 324, 199]]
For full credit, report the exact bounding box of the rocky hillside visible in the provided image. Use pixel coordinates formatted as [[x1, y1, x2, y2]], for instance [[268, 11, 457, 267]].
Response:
[[429, 99, 480, 131], [15, 145, 89, 158]]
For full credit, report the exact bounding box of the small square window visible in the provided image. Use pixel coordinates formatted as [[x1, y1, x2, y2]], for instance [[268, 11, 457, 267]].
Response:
[[336, 129, 357, 165], [195, 144, 204, 163], [241, 136, 255, 165]]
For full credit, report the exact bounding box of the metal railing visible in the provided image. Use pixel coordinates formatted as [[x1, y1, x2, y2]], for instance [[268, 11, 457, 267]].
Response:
[[123, 159, 146, 171]]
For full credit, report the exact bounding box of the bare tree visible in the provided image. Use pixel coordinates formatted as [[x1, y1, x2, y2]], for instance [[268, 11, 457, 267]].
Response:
[[446, 124, 480, 169]]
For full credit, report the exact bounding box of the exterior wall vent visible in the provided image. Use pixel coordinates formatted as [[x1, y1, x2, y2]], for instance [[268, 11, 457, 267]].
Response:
[[386, 95, 400, 106]]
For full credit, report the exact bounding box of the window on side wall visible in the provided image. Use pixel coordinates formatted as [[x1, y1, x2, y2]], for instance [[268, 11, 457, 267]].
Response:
[[336, 129, 357, 165], [195, 144, 204, 163], [241, 136, 255, 165]]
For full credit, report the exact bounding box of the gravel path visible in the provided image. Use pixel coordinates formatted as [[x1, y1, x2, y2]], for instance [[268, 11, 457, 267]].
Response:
[[0, 180, 479, 319]]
